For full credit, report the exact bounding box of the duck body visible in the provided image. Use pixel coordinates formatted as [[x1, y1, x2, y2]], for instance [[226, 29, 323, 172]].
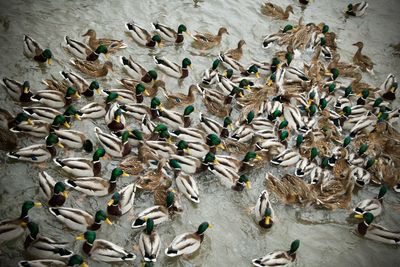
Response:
[[23, 34, 52, 64], [254, 190, 275, 228], [95, 127, 131, 157], [53, 157, 101, 177], [7, 143, 57, 162], [154, 56, 191, 79], [2, 78, 33, 102], [131, 205, 169, 228], [107, 183, 138, 216], [356, 213, 400, 245], [125, 22, 161, 47], [252, 240, 300, 267]]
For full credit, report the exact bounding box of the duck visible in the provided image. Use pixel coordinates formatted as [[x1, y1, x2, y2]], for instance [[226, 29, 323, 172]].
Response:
[[165, 222, 211, 257], [64, 167, 129, 197], [7, 133, 63, 162], [162, 84, 200, 109], [154, 56, 192, 79], [120, 55, 149, 80], [76, 231, 135, 262], [252, 240, 300, 267], [60, 71, 100, 97], [131, 191, 176, 228], [354, 212, 400, 245], [18, 255, 88, 267], [271, 149, 301, 167], [105, 104, 126, 131], [2, 78, 33, 102], [158, 105, 195, 129], [261, 3, 294, 20], [254, 190, 275, 229], [352, 42, 374, 73], [23, 34, 52, 64], [152, 23, 188, 44], [119, 77, 162, 97], [353, 185, 387, 217], [24, 221, 72, 260], [70, 59, 113, 77], [378, 73, 397, 101], [173, 169, 200, 203], [38, 171, 68, 207], [95, 127, 131, 157], [139, 218, 161, 262], [54, 129, 93, 152], [53, 147, 107, 177], [192, 27, 229, 50], [31, 87, 80, 108], [125, 22, 162, 47], [202, 59, 221, 85], [10, 119, 52, 138], [231, 174, 251, 191], [82, 29, 127, 52], [345, 1, 368, 17], [49, 208, 112, 232], [64, 36, 108, 61], [107, 182, 139, 216], [0, 201, 41, 245], [223, 40, 246, 61], [23, 106, 62, 123], [199, 113, 232, 138]]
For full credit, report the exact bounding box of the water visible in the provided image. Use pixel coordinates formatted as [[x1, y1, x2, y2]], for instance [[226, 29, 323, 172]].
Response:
[[0, 0, 400, 266]]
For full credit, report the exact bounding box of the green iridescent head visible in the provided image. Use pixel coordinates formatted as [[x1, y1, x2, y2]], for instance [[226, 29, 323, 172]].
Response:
[[27, 221, 39, 238], [182, 58, 192, 68], [152, 34, 162, 43], [223, 117, 232, 128], [283, 24, 293, 33], [183, 105, 194, 116], [83, 231, 96, 244], [166, 191, 174, 207], [331, 68, 339, 80], [279, 119, 288, 129], [42, 49, 52, 59], [247, 65, 258, 75], [45, 133, 59, 147], [358, 144, 368, 155], [310, 147, 318, 159], [54, 181, 66, 194], [169, 159, 181, 170], [178, 24, 187, 33], [343, 136, 351, 147], [94, 210, 109, 223], [225, 69, 234, 78], [365, 158, 375, 169], [154, 124, 167, 133], [343, 106, 352, 116], [196, 222, 211, 235], [95, 44, 108, 54], [68, 255, 85, 266], [212, 59, 221, 70], [239, 79, 250, 88], [132, 129, 143, 140], [145, 218, 155, 234], [105, 92, 119, 103], [111, 192, 120, 204], [121, 130, 130, 143], [92, 147, 106, 161], [319, 98, 327, 110], [322, 24, 329, 33], [285, 52, 293, 65], [328, 83, 336, 93], [135, 83, 146, 94], [373, 97, 383, 108], [289, 239, 300, 255], [89, 80, 100, 90], [320, 37, 326, 46], [246, 111, 254, 124], [363, 212, 374, 224], [361, 89, 369, 99], [204, 152, 216, 164], [207, 134, 221, 146], [151, 97, 161, 108], [21, 201, 40, 218], [243, 151, 257, 162], [65, 87, 78, 98], [309, 104, 317, 116], [111, 167, 126, 180], [176, 140, 188, 151], [272, 57, 280, 66], [296, 134, 304, 147], [148, 70, 158, 80], [15, 112, 30, 123]]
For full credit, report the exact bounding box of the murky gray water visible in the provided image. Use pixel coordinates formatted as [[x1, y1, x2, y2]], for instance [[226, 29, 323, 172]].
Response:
[[0, 0, 400, 266]]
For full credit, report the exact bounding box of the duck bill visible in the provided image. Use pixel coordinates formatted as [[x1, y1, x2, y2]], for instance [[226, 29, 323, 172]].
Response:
[[34, 202, 42, 207], [184, 148, 191, 155], [213, 159, 219, 165], [74, 92, 81, 99], [167, 137, 173, 144], [267, 80, 273, 86], [23, 87, 30, 94], [27, 119, 34, 125], [115, 116, 121, 123], [189, 64, 193, 70], [217, 143, 225, 150], [96, 88, 102, 94], [75, 234, 85, 240], [81, 262, 89, 267], [57, 142, 65, 148], [255, 72, 260, 78], [229, 124, 234, 130], [63, 191, 69, 198], [105, 218, 113, 225], [107, 199, 114, 206], [255, 155, 263, 161], [354, 214, 364, 219], [245, 85, 251, 91], [122, 171, 130, 177], [47, 58, 52, 65], [104, 53, 109, 60], [74, 114, 81, 120], [144, 89, 150, 96], [246, 181, 252, 189], [102, 153, 111, 160], [264, 216, 271, 225], [63, 121, 71, 129]]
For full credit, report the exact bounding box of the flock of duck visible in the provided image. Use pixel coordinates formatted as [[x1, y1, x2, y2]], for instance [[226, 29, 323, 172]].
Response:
[[0, 1, 399, 266]]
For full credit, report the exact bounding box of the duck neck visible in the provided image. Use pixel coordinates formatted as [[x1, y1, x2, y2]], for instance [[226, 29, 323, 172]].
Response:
[[181, 68, 189, 79], [136, 93, 144, 103], [220, 127, 229, 138], [176, 33, 184, 44], [357, 221, 369, 236], [47, 145, 57, 158], [86, 52, 99, 61], [33, 54, 47, 63], [108, 179, 117, 193], [183, 116, 191, 127], [24, 234, 35, 249], [83, 241, 93, 255]]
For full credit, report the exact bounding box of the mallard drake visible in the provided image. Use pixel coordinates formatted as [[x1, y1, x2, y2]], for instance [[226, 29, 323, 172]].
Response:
[[31, 87, 80, 108], [79, 102, 106, 119], [53, 147, 106, 177], [231, 174, 251, 191], [199, 113, 232, 138], [18, 255, 88, 267], [378, 73, 397, 101], [252, 240, 300, 267], [352, 42, 374, 73], [24, 221, 72, 260], [53, 129, 93, 152], [271, 149, 300, 167], [82, 29, 127, 52], [70, 59, 113, 77], [107, 182, 139, 216], [139, 218, 161, 262], [1, 110, 33, 130], [118, 77, 162, 98], [49, 208, 111, 231], [162, 84, 200, 109], [38, 171, 68, 207], [125, 22, 162, 47], [223, 40, 246, 61], [120, 56, 149, 80], [60, 71, 100, 97], [159, 105, 195, 129], [105, 103, 126, 131], [131, 191, 176, 228], [353, 185, 387, 217], [7, 133, 63, 162], [64, 167, 128, 196], [76, 231, 135, 262], [165, 222, 211, 257], [345, 1, 368, 16], [95, 127, 131, 157], [23, 34, 52, 64], [192, 27, 229, 50], [2, 78, 33, 102], [64, 36, 108, 61], [154, 56, 191, 79], [0, 201, 41, 244], [355, 212, 400, 245], [10, 119, 52, 138], [261, 3, 294, 20], [152, 23, 188, 44], [254, 190, 275, 229], [23, 106, 62, 123], [174, 170, 200, 203]]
